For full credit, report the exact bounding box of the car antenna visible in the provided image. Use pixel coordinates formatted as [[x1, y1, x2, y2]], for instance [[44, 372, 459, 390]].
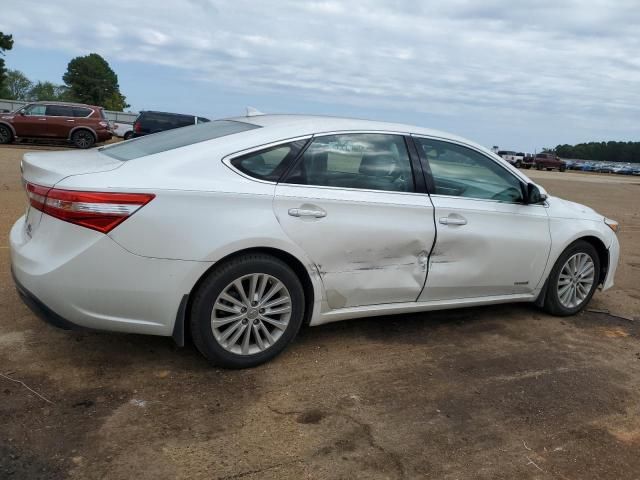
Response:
[[246, 106, 264, 117]]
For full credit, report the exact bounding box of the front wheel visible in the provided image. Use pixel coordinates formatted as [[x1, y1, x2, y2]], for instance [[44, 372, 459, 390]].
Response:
[[190, 254, 305, 368], [0, 124, 13, 144], [123, 131, 134, 140], [71, 129, 95, 149], [543, 240, 600, 316]]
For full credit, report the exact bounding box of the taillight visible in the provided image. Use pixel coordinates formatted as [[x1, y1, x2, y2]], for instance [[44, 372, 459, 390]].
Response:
[[26, 182, 154, 233], [134, 122, 141, 133]]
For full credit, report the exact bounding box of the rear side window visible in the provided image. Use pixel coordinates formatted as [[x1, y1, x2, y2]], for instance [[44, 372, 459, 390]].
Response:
[[283, 133, 415, 193], [45, 105, 74, 116], [100, 120, 260, 161], [231, 142, 306, 181], [73, 107, 92, 117]]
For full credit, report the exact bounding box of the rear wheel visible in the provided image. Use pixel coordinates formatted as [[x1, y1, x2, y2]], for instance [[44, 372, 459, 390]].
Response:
[[190, 254, 305, 368], [0, 124, 13, 144], [543, 240, 600, 316], [123, 131, 134, 140], [71, 129, 95, 149]]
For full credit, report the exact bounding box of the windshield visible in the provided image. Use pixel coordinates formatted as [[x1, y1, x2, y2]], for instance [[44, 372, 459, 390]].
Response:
[[100, 120, 260, 161]]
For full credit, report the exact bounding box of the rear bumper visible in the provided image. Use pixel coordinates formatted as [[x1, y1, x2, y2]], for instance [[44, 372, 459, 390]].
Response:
[[12, 268, 80, 330], [96, 130, 112, 142], [10, 214, 212, 337]]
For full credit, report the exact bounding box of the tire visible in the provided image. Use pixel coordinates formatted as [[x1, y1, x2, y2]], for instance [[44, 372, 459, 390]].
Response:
[[123, 131, 134, 140], [190, 254, 305, 368], [0, 124, 13, 144], [559, 166, 566, 172], [543, 240, 600, 316], [71, 129, 96, 149], [536, 164, 543, 170], [515, 161, 522, 168]]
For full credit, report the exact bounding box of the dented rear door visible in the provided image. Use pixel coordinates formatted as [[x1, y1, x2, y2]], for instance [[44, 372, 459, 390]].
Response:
[[273, 132, 435, 310]]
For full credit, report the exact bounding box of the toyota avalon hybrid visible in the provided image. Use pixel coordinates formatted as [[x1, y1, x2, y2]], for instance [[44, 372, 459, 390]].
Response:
[[10, 115, 620, 368]]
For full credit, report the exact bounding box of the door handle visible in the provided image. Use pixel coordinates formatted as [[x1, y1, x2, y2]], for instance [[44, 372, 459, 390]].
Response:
[[38, 118, 47, 121], [66, 119, 75, 122], [439, 215, 467, 226], [288, 208, 327, 218]]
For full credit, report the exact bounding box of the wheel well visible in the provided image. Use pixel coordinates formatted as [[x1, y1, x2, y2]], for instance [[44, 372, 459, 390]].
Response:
[[579, 236, 609, 285], [0, 121, 15, 138], [182, 247, 316, 345], [70, 128, 97, 141]]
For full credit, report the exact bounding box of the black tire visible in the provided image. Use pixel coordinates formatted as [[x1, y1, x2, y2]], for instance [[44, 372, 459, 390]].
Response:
[[123, 131, 134, 140], [71, 129, 96, 149], [190, 254, 305, 368], [536, 164, 543, 170], [559, 166, 566, 172], [543, 240, 600, 316], [515, 161, 522, 168], [0, 124, 13, 144]]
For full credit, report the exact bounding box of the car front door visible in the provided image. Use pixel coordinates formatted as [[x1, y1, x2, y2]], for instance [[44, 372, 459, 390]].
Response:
[[11, 104, 48, 137], [414, 136, 551, 301], [274, 133, 435, 309]]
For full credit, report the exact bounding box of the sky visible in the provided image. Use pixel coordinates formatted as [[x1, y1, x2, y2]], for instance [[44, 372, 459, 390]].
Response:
[[1, 0, 639, 152]]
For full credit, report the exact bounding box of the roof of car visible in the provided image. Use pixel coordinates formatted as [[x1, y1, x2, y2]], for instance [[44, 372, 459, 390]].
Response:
[[30, 101, 101, 109], [225, 114, 478, 149]]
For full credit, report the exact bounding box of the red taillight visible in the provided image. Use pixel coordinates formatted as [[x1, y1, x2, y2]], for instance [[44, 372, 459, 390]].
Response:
[[26, 182, 154, 233], [134, 122, 141, 133]]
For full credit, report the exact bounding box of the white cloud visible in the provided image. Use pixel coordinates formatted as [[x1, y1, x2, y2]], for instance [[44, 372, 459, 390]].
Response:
[[1, 0, 639, 148]]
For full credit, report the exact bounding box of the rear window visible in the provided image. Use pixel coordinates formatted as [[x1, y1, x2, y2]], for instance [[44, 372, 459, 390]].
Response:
[[100, 120, 260, 161], [73, 107, 92, 117]]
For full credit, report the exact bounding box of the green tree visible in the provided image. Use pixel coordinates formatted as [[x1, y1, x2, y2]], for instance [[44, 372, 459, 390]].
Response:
[[5, 69, 32, 100], [0, 32, 15, 97], [28, 81, 67, 101], [62, 53, 129, 110]]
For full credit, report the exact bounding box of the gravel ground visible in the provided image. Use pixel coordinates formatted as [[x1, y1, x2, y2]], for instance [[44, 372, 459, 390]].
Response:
[[1, 145, 639, 480]]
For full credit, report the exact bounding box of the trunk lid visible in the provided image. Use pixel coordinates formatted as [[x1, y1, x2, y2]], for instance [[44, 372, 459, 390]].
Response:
[[21, 148, 123, 187]]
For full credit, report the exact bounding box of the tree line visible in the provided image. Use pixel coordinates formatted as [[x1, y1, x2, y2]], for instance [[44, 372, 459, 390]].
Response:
[[555, 142, 640, 163], [0, 31, 128, 111]]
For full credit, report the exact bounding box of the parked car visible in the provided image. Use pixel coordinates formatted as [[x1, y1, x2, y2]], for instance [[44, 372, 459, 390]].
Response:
[[497, 150, 524, 167], [534, 152, 566, 171], [596, 162, 615, 174], [132, 110, 210, 137], [112, 122, 134, 140], [10, 115, 619, 368], [0, 101, 112, 148]]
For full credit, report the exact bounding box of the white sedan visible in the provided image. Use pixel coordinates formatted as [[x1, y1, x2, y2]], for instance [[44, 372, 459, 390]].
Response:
[[10, 115, 620, 368]]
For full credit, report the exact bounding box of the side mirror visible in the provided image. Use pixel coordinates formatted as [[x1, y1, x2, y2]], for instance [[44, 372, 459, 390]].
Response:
[[526, 183, 548, 204]]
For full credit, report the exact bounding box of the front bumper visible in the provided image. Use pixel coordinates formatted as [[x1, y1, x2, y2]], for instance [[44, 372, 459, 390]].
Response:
[[602, 233, 620, 291]]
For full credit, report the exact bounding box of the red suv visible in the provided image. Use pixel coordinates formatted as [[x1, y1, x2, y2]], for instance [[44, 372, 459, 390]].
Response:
[[533, 152, 566, 172], [0, 102, 112, 149]]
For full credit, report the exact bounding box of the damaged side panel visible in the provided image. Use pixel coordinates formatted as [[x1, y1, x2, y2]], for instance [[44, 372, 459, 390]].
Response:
[[274, 184, 435, 309]]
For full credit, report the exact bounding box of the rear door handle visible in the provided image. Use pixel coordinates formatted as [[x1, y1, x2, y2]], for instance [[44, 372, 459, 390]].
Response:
[[288, 208, 327, 218], [66, 119, 75, 122], [439, 215, 467, 226]]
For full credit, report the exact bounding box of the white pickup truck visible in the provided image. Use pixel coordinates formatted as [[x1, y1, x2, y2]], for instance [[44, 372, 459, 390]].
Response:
[[497, 150, 525, 168]]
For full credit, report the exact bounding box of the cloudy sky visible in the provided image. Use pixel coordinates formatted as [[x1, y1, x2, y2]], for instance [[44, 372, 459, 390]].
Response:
[[1, 0, 639, 151]]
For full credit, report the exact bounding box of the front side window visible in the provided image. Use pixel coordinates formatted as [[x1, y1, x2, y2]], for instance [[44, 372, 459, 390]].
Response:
[[283, 133, 414, 193], [23, 104, 46, 116], [415, 138, 524, 202]]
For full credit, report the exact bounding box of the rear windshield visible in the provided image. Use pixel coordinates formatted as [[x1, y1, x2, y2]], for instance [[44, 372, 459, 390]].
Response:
[[100, 120, 260, 161]]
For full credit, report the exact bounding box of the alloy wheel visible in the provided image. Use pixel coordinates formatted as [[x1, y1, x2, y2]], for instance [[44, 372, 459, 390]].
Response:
[[557, 252, 595, 308], [211, 273, 292, 355], [74, 131, 94, 148]]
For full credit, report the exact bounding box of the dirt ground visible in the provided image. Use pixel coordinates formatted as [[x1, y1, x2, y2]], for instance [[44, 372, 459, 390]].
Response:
[[1, 144, 639, 480]]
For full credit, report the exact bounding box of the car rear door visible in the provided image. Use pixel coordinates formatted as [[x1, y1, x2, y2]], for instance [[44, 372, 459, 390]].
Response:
[[273, 133, 435, 309], [44, 104, 76, 138], [413, 136, 551, 301]]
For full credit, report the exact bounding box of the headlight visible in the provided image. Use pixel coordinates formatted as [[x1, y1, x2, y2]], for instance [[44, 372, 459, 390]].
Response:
[[604, 218, 619, 233]]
